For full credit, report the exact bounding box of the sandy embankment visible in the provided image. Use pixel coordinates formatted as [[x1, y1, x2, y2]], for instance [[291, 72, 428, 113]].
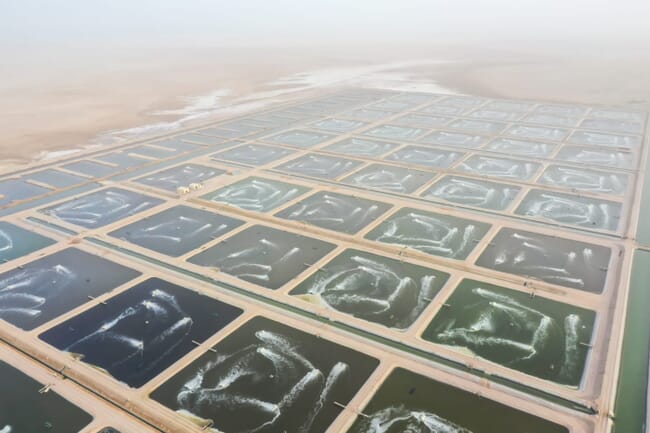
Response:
[[1, 43, 648, 170]]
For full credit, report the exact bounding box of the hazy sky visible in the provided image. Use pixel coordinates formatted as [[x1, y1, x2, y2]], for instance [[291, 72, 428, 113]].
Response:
[[2, 0, 650, 50]]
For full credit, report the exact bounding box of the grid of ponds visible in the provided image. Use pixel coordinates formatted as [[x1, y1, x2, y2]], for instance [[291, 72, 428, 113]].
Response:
[[0, 88, 645, 433]]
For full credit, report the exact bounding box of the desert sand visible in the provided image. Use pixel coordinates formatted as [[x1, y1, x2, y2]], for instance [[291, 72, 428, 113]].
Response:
[[1, 42, 648, 169]]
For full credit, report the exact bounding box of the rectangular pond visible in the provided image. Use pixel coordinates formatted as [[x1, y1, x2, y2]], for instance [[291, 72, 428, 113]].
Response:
[[456, 155, 541, 181], [475, 227, 612, 293], [212, 144, 294, 166], [365, 207, 491, 260], [26, 169, 89, 189], [504, 125, 570, 142], [554, 145, 636, 169], [446, 119, 507, 134], [538, 165, 629, 195], [0, 247, 141, 330], [150, 139, 202, 153], [469, 108, 524, 121], [438, 95, 485, 108], [219, 120, 269, 133], [420, 175, 520, 211], [322, 138, 399, 158], [392, 113, 452, 128], [291, 249, 450, 329], [342, 108, 395, 121], [341, 163, 436, 194], [515, 189, 622, 232], [201, 176, 310, 212], [419, 130, 489, 148], [422, 278, 596, 386], [42, 187, 163, 229], [265, 129, 335, 148], [62, 160, 120, 178], [0, 179, 50, 206], [483, 138, 556, 158], [523, 113, 581, 127], [368, 100, 416, 111], [40, 277, 243, 388], [589, 109, 645, 122], [0, 361, 93, 432], [175, 133, 227, 146], [0, 221, 55, 263], [535, 104, 586, 117], [347, 367, 569, 433], [109, 205, 245, 257], [384, 145, 465, 169], [310, 118, 369, 133], [364, 125, 427, 141], [188, 225, 337, 290], [390, 92, 436, 104], [418, 104, 467, 116], [484, 100, 534, 112], [128, 145, 178, 159], [198, 127, 249, 139], [568, 130, 641, 149], [150, 316, 379, 433], [95, 152, 150, 169], [275, 154, 363, 180], [580, 118, 643, 134], [275, 191, 392, 234], [134, 164, 226, 192]]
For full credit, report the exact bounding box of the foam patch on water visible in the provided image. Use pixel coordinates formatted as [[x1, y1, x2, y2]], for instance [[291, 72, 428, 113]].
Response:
[[356, 406, 473, 433]]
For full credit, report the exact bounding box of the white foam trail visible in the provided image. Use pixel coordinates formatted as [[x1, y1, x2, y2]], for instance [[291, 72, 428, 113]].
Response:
[[0, 292, 46, 306], [257, 347, 295, 377], [0, 230, 13, 252], [359, 406, 473, 433], [214, 364, 255, 391], [472, 287, 517, 305], [0, 307, 42, 317], [559, 314, 581, 381], [299, 362, 349, 433], [254, 330, 316, 371]]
